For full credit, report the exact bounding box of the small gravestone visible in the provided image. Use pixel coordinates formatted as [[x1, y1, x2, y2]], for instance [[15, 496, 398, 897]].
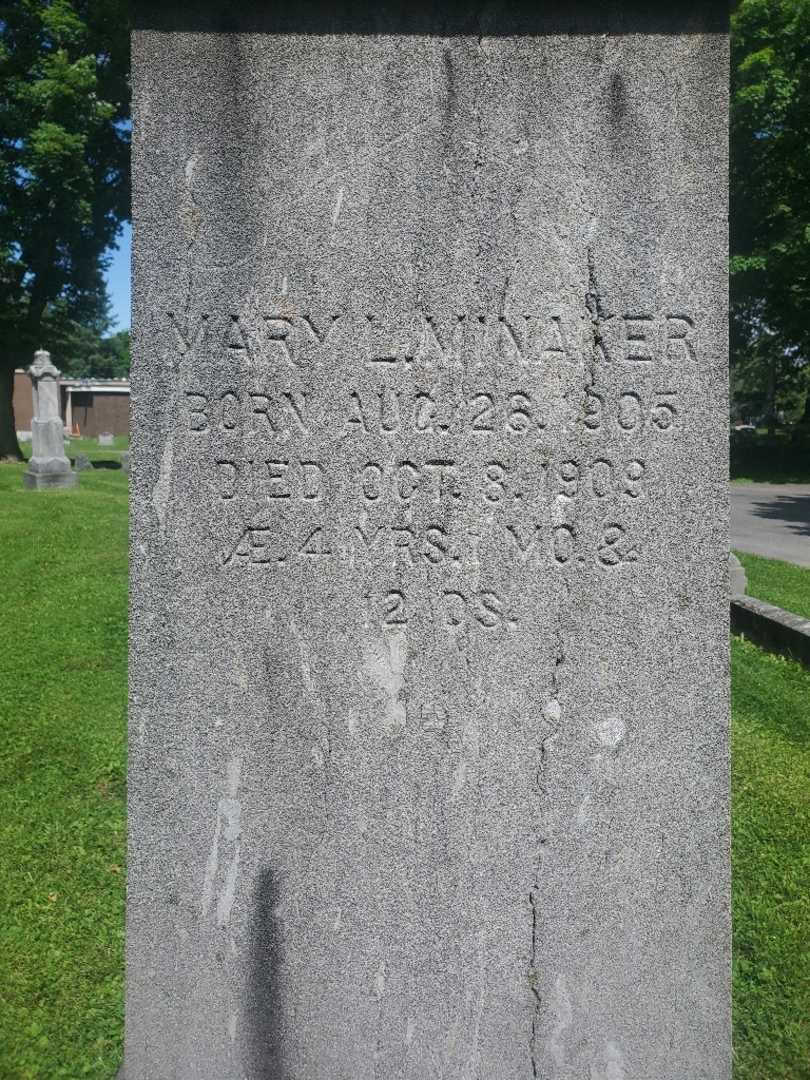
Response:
[[22, 351, 76, 490], [98, 432, 115, 446], [128, 4, 731, 1078], [74, 453, 93, 472], [121, 450, 131, 474]]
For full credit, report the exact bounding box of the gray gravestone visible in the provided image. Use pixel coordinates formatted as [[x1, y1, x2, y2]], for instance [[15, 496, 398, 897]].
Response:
[[98, 432, 115, 446], [23, 351, 76, 490], [121, 450, 131, 475], [74, 453, 93, 472], [128, 4, 731, 1077]]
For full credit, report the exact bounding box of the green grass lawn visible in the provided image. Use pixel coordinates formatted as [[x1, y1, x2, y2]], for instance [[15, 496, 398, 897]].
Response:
[[17, 434, 129, 466], [0, 461, 808, 1078], [67, 435, 129, 461], [0, 461, 127, 1079], [735, 551, 810, 622], [731, 637, 810, 1080]]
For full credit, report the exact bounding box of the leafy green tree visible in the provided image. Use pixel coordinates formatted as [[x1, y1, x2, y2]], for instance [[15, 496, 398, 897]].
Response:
[[60, 325, 129, 379], [0, 0, 129, 459], [98, 327, 129, 377], [731, 0, 810, 430], [731, 310, 807, 425]]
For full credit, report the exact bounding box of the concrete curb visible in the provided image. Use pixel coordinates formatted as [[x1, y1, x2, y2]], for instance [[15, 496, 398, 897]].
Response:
[[728, 552, 747, 596], [731, 594, 810, 667]]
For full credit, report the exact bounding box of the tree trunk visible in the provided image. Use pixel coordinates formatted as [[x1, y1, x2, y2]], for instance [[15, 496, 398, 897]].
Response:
[[0, 362, 23, 462], [766, 354, 777, 436], [801, 383, 810, 427], [0, 290, 49, 462]]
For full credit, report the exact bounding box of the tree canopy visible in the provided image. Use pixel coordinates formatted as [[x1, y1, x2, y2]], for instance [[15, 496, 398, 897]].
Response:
[[65, 325, 129, 379], [731, 0, 810, 427], [0, 0, 129, 458]]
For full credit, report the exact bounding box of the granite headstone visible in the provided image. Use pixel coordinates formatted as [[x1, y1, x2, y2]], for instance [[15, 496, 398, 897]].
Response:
[[23, 351, 76, 490], [128, 4, 731, 1077]]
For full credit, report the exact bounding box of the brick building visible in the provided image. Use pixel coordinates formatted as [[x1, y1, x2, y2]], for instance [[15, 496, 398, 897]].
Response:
[[13, 370, 130, 438]]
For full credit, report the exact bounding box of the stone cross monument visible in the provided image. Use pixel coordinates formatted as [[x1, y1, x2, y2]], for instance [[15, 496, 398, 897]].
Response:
[[23, 350, 76, 490], [128, 3, 731, 1077]]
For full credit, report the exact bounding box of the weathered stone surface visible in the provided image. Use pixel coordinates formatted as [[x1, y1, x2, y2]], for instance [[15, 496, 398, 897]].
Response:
[[23, 350, 76, 491], [128, 4, 730, 1078], [22, 471, 78, 490], [729, 552, 747, 596], [731, 594, 810, 667], [74, 453, 93, 471]]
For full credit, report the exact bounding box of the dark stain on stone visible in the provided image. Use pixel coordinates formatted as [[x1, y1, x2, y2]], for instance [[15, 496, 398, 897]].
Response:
[[442, 45, 457, 112], [441, 44, 458, 153], [608, 70, 629, 123], [245, 865, 286, 1079]]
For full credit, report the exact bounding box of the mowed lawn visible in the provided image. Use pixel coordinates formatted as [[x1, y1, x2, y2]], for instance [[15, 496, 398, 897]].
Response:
[[0, 463, 808, 1078], [735, 550, 810, 622], [732, 636, 810, 1080], [0, 460, 127, 1079]]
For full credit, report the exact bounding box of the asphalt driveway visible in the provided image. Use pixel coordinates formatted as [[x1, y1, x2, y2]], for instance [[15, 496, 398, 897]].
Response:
[[731, 483, 810, 568]]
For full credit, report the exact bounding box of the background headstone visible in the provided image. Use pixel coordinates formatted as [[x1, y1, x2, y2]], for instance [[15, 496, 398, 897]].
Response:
[[98, 432, 115, 446], [121, 450, 131, 475], [23, 350, 76, 490], [128, 4, 731, 1077], [74, 453, 93, 472]]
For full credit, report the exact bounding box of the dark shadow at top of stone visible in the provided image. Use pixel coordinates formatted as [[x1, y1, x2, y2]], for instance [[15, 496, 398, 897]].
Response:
[[245, 865, 286, 1080], [133, 0, 729, 35]]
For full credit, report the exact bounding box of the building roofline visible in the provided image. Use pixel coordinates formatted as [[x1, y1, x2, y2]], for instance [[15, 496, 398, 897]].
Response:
[[63, 382, 130, 393], [15, 369, 130, 392]]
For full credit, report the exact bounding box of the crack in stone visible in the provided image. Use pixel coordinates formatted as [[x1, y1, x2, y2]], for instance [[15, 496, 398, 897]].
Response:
[[584, 245, 614, 394], [529, 885, 542, 1079]]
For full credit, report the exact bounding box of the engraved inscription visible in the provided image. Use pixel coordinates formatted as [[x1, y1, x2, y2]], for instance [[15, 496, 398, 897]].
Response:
[[167, 306, 697, 370], [171, 299, 694, 584]]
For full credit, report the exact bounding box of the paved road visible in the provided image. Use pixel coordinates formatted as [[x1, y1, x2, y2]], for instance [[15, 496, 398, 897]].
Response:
[[731, 483, 810, 568]]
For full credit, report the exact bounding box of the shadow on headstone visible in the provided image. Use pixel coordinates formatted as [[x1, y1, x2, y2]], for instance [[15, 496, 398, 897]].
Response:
[[245, 866, 285, 1079], [134, 0, 727, 35]]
